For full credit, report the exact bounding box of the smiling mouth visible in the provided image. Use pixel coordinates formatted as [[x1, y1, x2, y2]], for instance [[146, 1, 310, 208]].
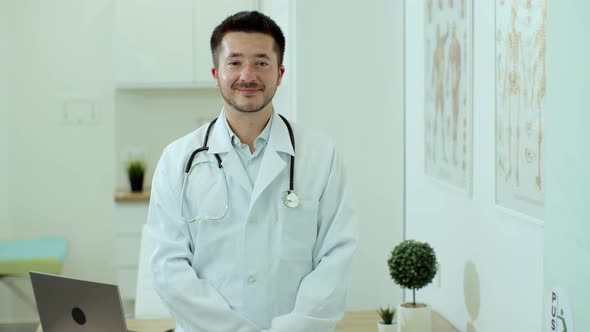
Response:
[[236, 88, 261, 95]]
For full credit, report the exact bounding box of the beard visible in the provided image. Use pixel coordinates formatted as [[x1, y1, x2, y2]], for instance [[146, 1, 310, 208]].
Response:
[[219, 81, 278, 113]]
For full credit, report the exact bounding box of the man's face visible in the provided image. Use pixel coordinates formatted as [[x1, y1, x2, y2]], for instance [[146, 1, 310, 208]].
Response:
[[212, 32, 284, 114]]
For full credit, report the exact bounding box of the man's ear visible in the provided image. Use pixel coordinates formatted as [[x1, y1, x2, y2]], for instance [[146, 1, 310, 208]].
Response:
[[211, 66, 219, 86], [277, 65, 285, 86]]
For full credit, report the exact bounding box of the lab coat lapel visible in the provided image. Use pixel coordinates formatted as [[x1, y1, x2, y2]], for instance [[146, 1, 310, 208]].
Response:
[[250, 148, 285, 209], [250, 113, 294, 209], [222, 151, 253, 193], [208, 113, 253, 193]]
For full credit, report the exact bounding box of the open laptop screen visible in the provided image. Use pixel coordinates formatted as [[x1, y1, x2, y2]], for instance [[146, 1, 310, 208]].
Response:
[[30, 272, 128, 332]]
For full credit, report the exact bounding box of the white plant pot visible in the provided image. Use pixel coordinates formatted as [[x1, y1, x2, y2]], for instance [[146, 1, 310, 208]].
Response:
[[378, 322, 397, 332], [396, 303, 431, 332]]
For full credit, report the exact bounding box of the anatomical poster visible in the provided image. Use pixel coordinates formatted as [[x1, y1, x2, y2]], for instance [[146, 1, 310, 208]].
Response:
[[495, 0, 545, 220], [424, 0, 473, 193]]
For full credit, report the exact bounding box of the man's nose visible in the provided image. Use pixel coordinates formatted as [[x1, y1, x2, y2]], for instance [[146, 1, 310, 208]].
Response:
[[240, 64, 256, 82]]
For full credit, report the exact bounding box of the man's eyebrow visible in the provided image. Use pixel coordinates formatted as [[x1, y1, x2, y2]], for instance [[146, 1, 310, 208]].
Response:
[[254, 53, 271, 60], [226, 52, 271, 60]]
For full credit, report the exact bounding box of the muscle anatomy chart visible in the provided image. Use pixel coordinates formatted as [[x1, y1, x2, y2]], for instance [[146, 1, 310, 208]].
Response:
[[496, 0, 545, 220], [424, 0, 473, 192]]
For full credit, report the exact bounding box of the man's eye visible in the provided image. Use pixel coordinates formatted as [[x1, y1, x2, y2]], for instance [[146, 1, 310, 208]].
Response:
[[257, 61, 269, 67], [228, 61, 240, 67]]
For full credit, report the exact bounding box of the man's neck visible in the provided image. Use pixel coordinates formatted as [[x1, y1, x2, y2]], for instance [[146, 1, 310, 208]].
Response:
[[224, 105, 272, 152]]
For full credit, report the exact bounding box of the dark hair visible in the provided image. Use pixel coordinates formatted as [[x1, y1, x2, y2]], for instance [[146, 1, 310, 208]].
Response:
[[210, 11, 285, 67]]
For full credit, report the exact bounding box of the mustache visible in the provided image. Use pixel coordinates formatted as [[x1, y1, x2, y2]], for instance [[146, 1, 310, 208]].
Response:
[[232, 82, 264, 90]]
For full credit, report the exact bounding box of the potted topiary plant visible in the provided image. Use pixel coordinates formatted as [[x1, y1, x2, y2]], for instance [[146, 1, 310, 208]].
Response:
[[377, 306, 396, 332], [126, 159, 147, 192], [388, 239, 437, 332]]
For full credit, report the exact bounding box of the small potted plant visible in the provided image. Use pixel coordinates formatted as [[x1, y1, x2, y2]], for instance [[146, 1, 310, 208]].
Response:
[[126, 159, 147, 192], [388, 239, 437, 332], [377, 306, 396, 332]]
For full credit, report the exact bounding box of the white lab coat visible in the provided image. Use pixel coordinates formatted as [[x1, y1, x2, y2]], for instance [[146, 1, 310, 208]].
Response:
[[147, 111, 357, 332]]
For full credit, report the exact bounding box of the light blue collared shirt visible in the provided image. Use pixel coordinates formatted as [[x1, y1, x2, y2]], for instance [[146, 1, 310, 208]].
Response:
[[222, 112, 273, 186]]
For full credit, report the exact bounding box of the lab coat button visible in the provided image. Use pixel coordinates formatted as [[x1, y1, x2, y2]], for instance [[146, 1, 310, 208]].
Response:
[[247, 275, 257, 285]]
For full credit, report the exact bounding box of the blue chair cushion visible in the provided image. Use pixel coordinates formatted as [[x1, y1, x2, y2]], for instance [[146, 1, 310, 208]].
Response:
[[0, 237, 68, 276]]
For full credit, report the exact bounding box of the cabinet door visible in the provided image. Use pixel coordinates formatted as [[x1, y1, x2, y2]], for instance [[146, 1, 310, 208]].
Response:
[[114, 0, 194, 86], [193, 0, 258, 85]]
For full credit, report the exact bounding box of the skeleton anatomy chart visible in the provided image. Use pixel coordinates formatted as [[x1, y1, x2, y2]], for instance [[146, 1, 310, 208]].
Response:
[[424, 0, 473, 192], [496, 0, 545, 220]]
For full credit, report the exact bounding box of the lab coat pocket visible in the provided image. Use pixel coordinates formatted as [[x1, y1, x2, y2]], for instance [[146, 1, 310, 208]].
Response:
[[277, 199, 319, 261], [273, 258, 313, 316]]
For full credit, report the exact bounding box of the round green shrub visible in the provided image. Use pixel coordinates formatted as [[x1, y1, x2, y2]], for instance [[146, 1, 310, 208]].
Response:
[[388, 240, 437, 291]]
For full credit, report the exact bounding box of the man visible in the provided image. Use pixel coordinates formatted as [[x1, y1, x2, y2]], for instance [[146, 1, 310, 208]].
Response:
[[147, 11, 357, 332]]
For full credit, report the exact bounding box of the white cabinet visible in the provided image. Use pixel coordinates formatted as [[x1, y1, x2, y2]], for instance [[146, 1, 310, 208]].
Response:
[[114, 0, 257, 88], [114, 203, 149, 300], [113, 0, 194, 86]]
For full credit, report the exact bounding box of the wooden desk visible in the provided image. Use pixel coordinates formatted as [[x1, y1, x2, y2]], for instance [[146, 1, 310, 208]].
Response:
[[335, 310, 458, 332], [126, 318, 175, 332], [37, 310, 458, 332]]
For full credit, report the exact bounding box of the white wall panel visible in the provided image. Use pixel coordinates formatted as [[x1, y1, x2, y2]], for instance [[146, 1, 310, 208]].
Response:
[[544, 1, 590, 330], [296, 0, 405, 310]]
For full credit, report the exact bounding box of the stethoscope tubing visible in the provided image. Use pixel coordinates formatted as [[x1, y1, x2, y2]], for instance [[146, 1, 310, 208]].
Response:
[[181, 114, 297, 223], [184, 118, 222, 172]]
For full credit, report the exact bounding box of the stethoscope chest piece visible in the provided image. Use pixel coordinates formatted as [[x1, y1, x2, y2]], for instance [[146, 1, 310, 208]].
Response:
[[282, 190, 300, 208]]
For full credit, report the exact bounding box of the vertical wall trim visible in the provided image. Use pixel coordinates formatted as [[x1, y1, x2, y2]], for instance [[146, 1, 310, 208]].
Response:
[[402, 0, 408, 304], [289, 0, 297, 122], [191, 0, 196, 83]]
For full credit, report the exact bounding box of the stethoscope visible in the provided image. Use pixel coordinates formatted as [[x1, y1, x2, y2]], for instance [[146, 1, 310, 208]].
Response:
[[180, 114, 299, 223]]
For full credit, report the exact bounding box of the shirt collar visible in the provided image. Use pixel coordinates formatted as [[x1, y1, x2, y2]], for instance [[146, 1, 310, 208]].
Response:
[[208, 109, 295, 157], [223, 111, 272, 151]]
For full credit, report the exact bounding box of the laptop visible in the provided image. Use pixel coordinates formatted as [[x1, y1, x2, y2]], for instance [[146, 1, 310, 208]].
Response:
[[30, 271, 131, 332]]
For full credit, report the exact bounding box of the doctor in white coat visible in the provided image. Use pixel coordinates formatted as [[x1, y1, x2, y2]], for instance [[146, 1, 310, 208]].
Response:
[[147, 11, 357, 332]]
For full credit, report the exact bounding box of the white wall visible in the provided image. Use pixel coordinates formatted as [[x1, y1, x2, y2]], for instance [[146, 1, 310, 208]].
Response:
[[0, 110, 7, 237], [0, 134, 7, 238], [1, 5, 17, 321], [406, 1, 543, 332], [1, 0, 117, 321], [295, 1, 405, 310], [544, 1, 590, 330], [0, 5, 9, 238], [0, 132, 7, 239]]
